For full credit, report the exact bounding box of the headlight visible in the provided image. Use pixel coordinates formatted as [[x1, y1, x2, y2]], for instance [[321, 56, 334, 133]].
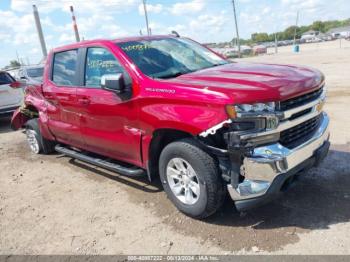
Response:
[[235, 102, 275, 113], [225, 102, 275, 119], [225, 102, 279, 132]]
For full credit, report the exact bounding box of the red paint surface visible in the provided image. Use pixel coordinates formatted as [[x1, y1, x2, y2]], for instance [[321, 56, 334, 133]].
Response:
[[11, 36, 324, 168]]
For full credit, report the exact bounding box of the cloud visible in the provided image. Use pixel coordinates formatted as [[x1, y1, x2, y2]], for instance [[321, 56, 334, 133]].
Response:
[[0, 11, 37, 44], [282, 0, 321, 8], [58, 33, 75, 43], [170, 0, 205, 15], [138, 3, 163, 15], [262, 7, 271, 15], [11, 0, 139, 14], [190, 14, 227, 31]]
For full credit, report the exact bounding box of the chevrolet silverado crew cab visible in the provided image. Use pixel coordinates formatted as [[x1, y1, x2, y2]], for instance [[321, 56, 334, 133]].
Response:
[[11, 35, 330, 218]]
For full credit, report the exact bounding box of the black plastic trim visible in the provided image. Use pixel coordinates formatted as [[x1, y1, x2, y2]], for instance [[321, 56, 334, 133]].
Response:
[[55, 145, 145, 177]]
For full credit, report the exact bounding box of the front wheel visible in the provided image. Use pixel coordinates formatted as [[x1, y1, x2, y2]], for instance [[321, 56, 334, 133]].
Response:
[[25, 119, 55, 154], [159, 138, 226, 219]]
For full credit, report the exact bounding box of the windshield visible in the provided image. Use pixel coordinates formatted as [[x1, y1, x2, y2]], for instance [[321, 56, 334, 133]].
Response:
[[27, 67, 44, 78], [116, 38, 228, 79]]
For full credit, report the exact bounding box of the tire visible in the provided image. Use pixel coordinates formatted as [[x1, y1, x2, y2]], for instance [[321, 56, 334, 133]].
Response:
[[25, 118, 55, 154], [159, 138, 226, 219]]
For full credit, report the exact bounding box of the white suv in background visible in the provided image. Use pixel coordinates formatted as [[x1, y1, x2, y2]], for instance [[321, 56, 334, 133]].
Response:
[[0, 71, 24, 117], [17, 65, 44, 85]]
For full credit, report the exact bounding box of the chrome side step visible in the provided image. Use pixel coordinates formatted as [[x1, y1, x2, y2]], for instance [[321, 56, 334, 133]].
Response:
[[55, 145, 145, 177]]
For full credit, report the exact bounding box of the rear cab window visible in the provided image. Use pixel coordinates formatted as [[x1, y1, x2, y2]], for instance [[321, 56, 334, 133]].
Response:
[[52, 49, 78, 86]]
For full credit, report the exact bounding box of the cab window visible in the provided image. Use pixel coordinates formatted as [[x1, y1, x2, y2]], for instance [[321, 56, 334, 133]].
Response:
[[84, 47, 131, 88], [52, 49, 78, 86]]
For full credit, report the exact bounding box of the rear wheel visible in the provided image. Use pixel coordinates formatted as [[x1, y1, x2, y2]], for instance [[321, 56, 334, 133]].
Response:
[[25, 119, 55, 154], [159, 138, 226, 219]]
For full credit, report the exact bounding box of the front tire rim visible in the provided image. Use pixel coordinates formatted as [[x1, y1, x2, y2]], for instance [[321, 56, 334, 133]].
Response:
[[166, 157, 200, 205], [26, 129, 40, 154]]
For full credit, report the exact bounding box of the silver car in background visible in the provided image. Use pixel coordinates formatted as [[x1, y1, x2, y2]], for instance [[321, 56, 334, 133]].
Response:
[[17, 65, 44, 85], [0, 71, 24, 117]]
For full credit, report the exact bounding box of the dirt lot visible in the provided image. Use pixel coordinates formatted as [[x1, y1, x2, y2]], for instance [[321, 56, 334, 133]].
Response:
[[1, 40, 350, 255]]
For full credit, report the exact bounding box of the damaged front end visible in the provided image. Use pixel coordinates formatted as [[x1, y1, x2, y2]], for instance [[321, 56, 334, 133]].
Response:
[[11, 105, 39, 130], [198, 87, 330, 211]]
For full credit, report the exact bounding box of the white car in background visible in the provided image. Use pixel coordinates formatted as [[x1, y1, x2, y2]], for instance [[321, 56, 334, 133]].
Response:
[[0, 71, 24, 117], [17, 65, 44, 85]]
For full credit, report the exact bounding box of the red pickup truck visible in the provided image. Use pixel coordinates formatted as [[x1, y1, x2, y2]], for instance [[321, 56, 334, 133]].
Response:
[[11, 35, 330, 218]]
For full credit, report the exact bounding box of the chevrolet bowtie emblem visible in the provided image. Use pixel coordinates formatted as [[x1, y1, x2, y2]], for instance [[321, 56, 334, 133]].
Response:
[[316, 100, 325, 113], [265, 149, 273, 155]]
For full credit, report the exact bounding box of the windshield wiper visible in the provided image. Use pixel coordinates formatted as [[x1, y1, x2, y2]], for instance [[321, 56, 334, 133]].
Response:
[[158, 71, 192, 79], [197, 62, 229, 72]]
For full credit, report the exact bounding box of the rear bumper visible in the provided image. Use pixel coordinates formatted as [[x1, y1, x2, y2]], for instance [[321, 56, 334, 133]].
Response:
[[228, 112, 330, 211]]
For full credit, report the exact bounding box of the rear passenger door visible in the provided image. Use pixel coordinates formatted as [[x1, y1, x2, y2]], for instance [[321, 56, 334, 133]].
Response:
[[43, 49, 84, 147]]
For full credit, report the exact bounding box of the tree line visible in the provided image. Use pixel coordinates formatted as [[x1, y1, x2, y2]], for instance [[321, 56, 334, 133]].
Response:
[[235, 18, 350, 44]]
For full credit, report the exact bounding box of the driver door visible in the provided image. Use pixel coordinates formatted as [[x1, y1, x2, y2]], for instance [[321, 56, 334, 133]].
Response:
[[75, 47, 142, 166]]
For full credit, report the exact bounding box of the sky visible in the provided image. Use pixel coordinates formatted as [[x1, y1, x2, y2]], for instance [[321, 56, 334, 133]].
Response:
[[0, 0, 349, 68]]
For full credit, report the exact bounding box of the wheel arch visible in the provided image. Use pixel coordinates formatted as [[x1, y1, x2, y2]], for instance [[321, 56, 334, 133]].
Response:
[[11, 102, 56, 141], [146, 128, 193, 181], [10, 103, 39, 130]]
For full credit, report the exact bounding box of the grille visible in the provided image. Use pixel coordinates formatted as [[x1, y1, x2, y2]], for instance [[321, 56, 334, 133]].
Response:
[[280, 114, 322, 148], [279, 86, 323, 111]]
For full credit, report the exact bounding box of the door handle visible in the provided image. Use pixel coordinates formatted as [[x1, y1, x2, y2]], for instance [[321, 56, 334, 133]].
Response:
[[78, 97, 90, 105]]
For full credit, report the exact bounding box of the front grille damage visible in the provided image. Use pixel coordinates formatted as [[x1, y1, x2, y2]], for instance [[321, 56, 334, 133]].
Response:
[[280, 114, 322, 149], [198, 86, 325, 188]]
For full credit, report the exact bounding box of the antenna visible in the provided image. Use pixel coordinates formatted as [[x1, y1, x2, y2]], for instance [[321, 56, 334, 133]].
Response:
[[70, 6, 80, 42], [171, 31, 180, 37]]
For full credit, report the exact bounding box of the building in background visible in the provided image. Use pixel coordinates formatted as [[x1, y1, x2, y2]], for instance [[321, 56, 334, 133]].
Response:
[[301, 30, 320, 41], [327, 26, 350, 38]]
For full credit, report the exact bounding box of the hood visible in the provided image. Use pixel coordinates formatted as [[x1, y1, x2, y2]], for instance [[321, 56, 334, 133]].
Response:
[[165, 62, 324, 103]]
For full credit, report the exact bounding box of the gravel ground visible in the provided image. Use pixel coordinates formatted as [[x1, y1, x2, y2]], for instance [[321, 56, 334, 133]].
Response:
[[0, 41, 350, 255]]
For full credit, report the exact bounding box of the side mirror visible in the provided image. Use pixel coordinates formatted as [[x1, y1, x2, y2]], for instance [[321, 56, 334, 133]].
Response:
[[101, 74, 125, 93]]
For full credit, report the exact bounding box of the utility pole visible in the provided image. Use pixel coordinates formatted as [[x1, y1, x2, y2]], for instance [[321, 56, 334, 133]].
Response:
[[70, 6, 80, 42], [32, 5, 47, 57], [293, 10, 299, 46], [142, 0, 150, 36], [231, 0, 241, 58], [274, 32, 278, 54], [16, 50, 20, 64]]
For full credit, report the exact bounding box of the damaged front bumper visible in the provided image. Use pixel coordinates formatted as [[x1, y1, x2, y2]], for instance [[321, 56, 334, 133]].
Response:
[[228, 112, 330, 211]]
